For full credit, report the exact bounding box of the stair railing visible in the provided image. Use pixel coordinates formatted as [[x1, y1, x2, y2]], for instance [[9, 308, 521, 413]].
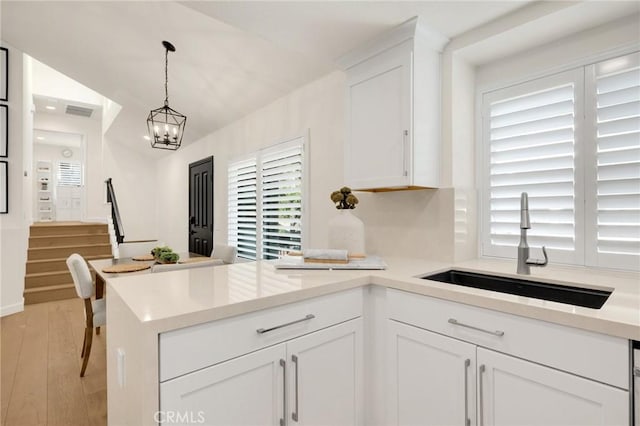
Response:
[[105, 178, 125, 244]]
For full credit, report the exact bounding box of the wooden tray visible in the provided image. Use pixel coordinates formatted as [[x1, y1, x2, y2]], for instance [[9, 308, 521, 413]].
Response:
[[178, 257, 214, 264], [102, 263, 151, 273], [132, 254, 154, 261]]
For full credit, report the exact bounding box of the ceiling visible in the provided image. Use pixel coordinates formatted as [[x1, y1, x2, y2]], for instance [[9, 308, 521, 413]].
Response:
[[1, 1, 635, 156]]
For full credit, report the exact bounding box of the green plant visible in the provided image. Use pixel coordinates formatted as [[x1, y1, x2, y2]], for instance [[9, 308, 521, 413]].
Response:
[[159, 251, 179, 263], [330, 186, 359, 210], [151, 246, 180, 263]]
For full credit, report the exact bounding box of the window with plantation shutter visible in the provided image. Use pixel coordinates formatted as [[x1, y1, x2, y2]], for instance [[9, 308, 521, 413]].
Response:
[[261, 141, 304, 260], [482, 69, 583, 265], [57, 161, 82, 186], [228, 158, 258, 260], [585, 52, 640, 270], [482, 51, 639, 271], [228, 136, 307, 260]]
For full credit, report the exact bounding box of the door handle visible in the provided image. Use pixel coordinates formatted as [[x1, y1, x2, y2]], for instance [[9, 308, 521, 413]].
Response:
[[402, 130, 409, 177], [464, 359, 470, 426], [291, 354, 299, 422], [479, 364, 486, 426], [280, 359, 286, 426]]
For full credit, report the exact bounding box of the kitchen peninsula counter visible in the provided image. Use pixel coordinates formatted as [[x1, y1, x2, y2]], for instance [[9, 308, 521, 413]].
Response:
[[107, 257, 640, 339], [106, 257, 639, 425]]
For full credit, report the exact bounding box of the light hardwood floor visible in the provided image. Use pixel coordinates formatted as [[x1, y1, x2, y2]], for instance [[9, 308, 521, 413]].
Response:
[[1, 299, 107, 426]]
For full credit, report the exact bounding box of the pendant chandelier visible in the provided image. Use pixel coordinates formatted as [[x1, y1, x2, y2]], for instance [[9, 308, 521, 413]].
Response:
[[147, 41, 186, 150]]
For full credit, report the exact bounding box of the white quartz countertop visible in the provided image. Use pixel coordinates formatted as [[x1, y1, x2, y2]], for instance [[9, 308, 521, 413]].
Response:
[[106, 257, 640, 340]]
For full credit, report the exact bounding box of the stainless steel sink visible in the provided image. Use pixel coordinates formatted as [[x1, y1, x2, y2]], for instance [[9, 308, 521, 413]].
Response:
[[421, 270, 611, 309]]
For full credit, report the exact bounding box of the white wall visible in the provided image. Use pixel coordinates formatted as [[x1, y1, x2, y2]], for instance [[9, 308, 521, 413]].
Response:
[[102, 136, 158, 241], [32, 58, 104, 106], [156, 70, 459, 261], [476, 14, 640, 90], [0, 42, 31, 316], [157, 71, 346, 253]]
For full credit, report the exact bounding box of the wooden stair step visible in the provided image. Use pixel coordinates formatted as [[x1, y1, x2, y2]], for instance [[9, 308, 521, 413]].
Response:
[[24, 269, 96, 289], [26, 255, 112, 274], [29, 222, 108, 237], [24, 283, 78, 305], [28, 233, 110, 248], [28, 244, 112, 261]]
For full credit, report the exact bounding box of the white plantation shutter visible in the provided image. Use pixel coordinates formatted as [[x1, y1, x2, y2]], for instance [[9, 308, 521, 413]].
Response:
[[57, 161, 82, 186], [482, 69, 583, 264], [228, 158, 258, 260], [228, 136, 307, 260], [261, 140, 304, 260], [586, 52, 640, 269]]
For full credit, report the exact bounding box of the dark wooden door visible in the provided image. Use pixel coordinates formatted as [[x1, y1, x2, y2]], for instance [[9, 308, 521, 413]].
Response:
[[189, 156, 214, 256]]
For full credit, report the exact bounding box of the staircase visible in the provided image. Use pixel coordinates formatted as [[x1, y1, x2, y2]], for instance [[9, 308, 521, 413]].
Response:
[[24, 222, 113, 304]]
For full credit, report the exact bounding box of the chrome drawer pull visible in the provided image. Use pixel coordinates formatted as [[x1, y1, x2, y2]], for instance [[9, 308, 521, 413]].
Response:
[[256, 314, 315, 334], [448, 318, 505, 337]]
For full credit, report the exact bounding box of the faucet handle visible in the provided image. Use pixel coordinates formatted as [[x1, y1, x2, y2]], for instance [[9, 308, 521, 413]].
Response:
[[526, 246, 548, 267]]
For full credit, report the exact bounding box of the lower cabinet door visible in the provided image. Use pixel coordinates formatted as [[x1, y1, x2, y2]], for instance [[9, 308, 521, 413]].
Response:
[[286, 318, 363, 426], [387, 320, 477, 426], [477, 347, 628, 426], [160, 344, 286, 426]]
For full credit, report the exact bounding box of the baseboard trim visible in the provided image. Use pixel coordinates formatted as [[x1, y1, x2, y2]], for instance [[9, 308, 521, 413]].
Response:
[[1, 300, 25, 317]]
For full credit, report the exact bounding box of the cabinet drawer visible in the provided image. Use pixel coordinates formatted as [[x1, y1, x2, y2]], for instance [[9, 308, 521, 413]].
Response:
[[160, 288, 363, 381], [387, 289, 628, 389]]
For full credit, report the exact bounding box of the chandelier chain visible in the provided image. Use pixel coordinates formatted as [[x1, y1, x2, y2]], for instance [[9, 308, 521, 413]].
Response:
[[164, 47, 169, 107]]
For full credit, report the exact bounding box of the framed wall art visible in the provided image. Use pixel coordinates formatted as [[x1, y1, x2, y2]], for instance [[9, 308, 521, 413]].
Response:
[[0, 160, 7, 214], [0, 105, 7, 157], [0, 47, 7, 102]]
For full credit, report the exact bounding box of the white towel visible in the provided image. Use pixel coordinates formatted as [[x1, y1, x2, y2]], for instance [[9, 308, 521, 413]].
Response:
[[302, 249, 348, 261]]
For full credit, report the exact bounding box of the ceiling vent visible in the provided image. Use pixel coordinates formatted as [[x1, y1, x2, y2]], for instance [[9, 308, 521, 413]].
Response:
[[66, 105, 93, 118]]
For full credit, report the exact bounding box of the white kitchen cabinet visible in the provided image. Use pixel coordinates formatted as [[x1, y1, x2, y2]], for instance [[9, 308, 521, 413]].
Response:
[[388, 320, 628, 426], [386, 289, 629, 426], [160, 344, 286, 426], [387, 320, 476, 426], [477, 347, 628, 426], [340, 17, 448, 191], [286, 318, 363, 426], [160, 318, 363, 426]]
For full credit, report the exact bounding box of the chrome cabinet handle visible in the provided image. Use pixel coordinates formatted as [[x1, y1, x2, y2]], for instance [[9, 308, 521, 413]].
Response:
[[291, 354, 299, 422], [402, 130, 409, 177], [256, 314, 315, 334], [479, 364, 486, 426], [634, 367, 640, 377], [448, 318, 505, 337], [279, 359, 286, 426], [464, 359, 470, 426]]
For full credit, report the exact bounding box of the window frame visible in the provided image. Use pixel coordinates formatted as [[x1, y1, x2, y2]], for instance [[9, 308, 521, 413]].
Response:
[[478, 50, 639, 271]]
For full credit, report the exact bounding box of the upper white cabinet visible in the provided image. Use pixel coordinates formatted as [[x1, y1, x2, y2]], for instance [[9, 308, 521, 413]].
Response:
[[339, 17, 448, 191]]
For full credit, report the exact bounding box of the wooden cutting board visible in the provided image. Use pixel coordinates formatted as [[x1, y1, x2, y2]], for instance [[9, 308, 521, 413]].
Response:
[[102, 263, 151, 273], [132, 254, 155, 261]]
